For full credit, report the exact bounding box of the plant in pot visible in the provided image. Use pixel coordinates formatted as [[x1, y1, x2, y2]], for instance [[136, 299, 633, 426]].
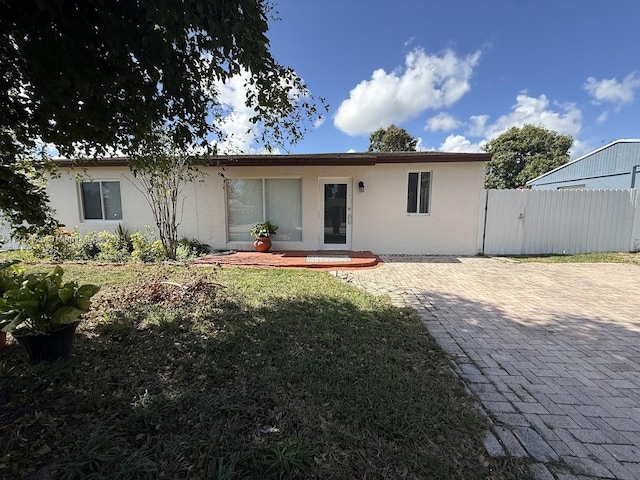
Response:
[[250, 220, 278, 253], [0, 263, 100, 363]]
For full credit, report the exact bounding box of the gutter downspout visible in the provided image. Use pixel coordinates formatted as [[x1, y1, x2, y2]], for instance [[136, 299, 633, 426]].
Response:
[[631, 165, 640, 188]]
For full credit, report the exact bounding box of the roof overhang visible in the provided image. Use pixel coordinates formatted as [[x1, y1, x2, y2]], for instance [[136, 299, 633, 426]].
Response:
[[54, 151, 490, 168], [526, 138, 640, 185]]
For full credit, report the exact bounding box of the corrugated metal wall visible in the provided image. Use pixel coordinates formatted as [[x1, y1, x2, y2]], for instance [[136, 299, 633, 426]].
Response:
[[530, 141, 640, 189], [478, 189, 640, 255]]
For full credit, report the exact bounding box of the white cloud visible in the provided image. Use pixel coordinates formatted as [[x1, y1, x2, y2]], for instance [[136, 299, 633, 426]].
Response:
[[313, 116, 326, 129], [584, 72, 640, 109], [346, 148, 356, 153], [597, 111, 609, 124], [213, 70, 305, 154], [439, 135, 484, 153], [215, 73, 257, 154], [468, 115, 489, 137], [415, 137, 436, 152], [425, 112, 461, 132], [470, 93, 582, 140], [404, 37, 416, 48], [334, 48, 481, 136], [438, 92, 582, 155], [569, 139, 594, 159]]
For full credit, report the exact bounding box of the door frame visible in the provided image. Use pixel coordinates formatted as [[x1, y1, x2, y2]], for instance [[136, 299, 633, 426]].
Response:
[[319, 178, 352, 250]]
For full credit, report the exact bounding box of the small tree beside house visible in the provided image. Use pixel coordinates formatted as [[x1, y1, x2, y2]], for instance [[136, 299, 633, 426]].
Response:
[[128, 137, 204, 260]]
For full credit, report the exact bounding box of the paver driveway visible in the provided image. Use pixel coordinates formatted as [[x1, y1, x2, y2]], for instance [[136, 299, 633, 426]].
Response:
[[340, 256, 640, 479]]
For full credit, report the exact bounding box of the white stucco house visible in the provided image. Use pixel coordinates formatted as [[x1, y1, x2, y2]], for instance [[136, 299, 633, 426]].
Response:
[[44, 151, 489, 255], [527, 139, 640, 190]]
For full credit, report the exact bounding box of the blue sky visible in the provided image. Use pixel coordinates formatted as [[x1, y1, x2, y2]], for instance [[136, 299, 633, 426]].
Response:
[[224, 0, 639, 158]]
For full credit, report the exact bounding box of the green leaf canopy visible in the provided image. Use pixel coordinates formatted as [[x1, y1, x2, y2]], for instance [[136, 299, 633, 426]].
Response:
[[483, 125, 573, 189], [0, 0, 325, 238], [367, 125, 418, 152]]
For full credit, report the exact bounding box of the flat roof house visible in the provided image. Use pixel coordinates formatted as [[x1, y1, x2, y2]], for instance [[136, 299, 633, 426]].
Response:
[[527, 139, 640, 190], [46, 151, 490, 255]]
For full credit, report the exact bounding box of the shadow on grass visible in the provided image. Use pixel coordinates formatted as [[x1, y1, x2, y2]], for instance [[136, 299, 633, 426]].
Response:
[[0, 267, 526, 480]]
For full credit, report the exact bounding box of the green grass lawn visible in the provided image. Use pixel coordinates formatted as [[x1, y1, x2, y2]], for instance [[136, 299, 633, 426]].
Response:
[[505, 252, 640, 264], [0, 262, 530, 479]]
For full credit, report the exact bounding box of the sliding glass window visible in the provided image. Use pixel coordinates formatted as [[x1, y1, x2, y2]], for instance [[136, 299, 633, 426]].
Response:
[[226, 179, 302, 241]]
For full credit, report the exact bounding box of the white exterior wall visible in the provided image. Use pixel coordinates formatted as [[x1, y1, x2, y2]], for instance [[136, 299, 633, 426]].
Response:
[[348, 162, 483, 254], [46, 161, 485, 255], [48, 167, 159, 236], [46, 167, 210, 241]]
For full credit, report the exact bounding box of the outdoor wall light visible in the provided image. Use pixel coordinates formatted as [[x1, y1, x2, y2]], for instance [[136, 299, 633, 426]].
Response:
[[358, 181, 365, 192]]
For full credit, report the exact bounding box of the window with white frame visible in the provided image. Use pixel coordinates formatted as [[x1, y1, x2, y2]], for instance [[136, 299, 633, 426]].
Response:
[[406, 172, 431, 214], [80, 181, 123, 220], [226, 178, 302, 242]]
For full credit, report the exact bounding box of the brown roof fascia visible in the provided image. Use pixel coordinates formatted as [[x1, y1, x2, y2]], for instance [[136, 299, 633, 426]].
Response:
[[372, 152, 491, 163], [214, 154, 376, 166], [54, 151, 490, 168], [54, 157, 130, 167]]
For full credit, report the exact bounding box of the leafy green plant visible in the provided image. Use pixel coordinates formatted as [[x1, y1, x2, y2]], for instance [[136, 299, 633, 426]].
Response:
[[27, 229, 75, 260], [176, 237, 211, 260], [97, 230, 130, 263], [71, 229, 101, 260], [115, 224, 131, 249], [0, 264, 100, 334], [250, 220, 278, 238], [131, 227, 166, 263], [0, 260, 25, 295], [24, 226, 181, 263]]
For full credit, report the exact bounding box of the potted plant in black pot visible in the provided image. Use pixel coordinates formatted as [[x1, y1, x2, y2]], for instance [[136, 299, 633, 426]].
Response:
[[0, 263, 100, 363], [250, 220, 278, 253]]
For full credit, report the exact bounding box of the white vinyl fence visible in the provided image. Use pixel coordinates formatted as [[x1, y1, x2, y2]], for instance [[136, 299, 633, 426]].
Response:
[[477, 189, 640, 255]]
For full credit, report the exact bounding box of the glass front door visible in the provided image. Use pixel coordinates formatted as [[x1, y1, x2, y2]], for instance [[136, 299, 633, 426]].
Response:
[[321, 180, 351, 249]]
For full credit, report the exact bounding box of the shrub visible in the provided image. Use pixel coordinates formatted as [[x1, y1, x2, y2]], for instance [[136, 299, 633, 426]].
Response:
[[97, 230, 130, 263], [176, 237, 211, 260], [131, 227, 166, 263], [115, 224, 132, 251], [25, 227, 205, 264], [28, 228, 74, 260], [71, 229, 101, 260]]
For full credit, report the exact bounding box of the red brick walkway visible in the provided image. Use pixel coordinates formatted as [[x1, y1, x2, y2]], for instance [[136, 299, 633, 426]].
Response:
[[192, 250, 381, 270]]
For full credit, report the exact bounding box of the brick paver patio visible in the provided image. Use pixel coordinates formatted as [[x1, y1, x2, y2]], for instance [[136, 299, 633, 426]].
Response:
[[339, 256, 640, 479]]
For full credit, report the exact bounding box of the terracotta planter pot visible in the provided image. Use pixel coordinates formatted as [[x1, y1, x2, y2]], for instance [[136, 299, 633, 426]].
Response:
[[253, 236, 272, 253], [13, 322, 80, 364]]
